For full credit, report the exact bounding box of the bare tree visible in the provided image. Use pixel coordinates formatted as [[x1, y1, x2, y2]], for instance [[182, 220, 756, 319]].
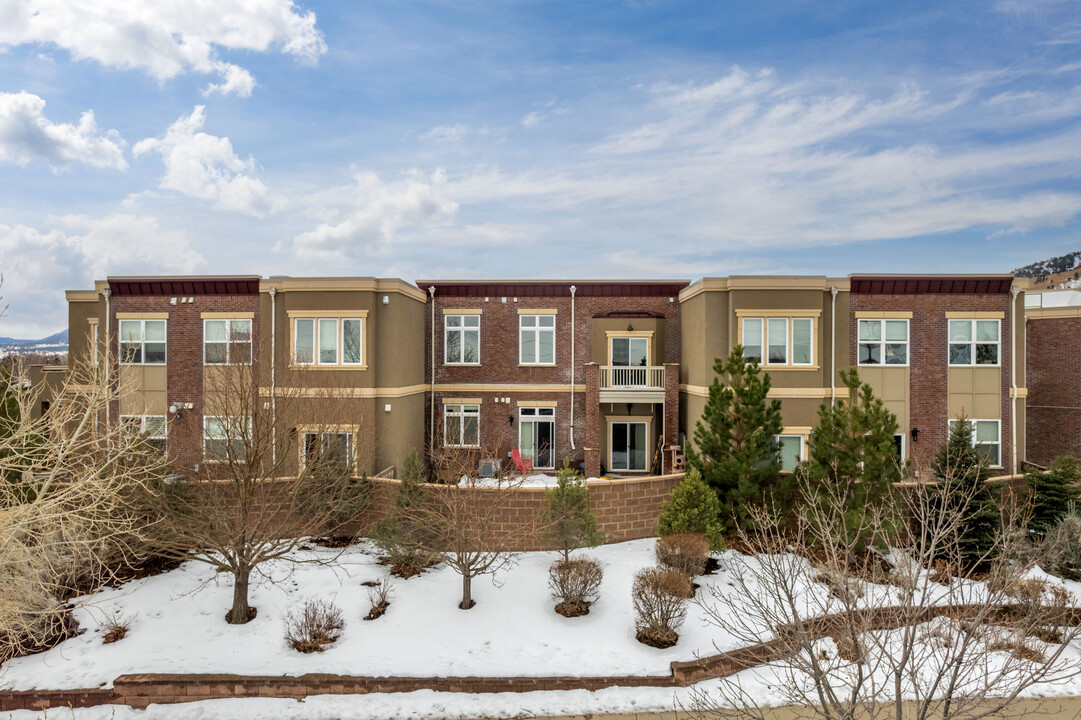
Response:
[[690, 451, 1081, 720], [0, 357, 170, 664], [148, 361, 373, 624], [391, 437, 539, 609]]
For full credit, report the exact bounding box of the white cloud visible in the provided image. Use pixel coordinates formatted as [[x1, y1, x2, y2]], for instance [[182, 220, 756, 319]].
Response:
[[293, 170, 459, 258], [521, 112, 541, 129], [0, 92, 126, 171], [0, 0, 326, 97], [0, 214, 205, 337], [134, 106, 269, 216], [421, 125, 471, 143]]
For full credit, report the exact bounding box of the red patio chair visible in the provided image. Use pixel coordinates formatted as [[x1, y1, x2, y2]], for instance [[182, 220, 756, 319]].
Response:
[[511, 448, 533, 474]]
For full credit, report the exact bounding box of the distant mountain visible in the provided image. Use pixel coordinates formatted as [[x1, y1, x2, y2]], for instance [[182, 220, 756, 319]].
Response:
[[1014, 251, 1081, 286], [0, 329, 68, 356]]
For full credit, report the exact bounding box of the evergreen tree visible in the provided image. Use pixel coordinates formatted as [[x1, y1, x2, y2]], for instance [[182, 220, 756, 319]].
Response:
[[803, 369, 903, 549], [931, 418, 999, 571], [542, 461, 603, 561], [371, 452, 438, 563], [1026, 455, 1081, 537], [657, 467, 726, 551], [686, 345, 784, 532]]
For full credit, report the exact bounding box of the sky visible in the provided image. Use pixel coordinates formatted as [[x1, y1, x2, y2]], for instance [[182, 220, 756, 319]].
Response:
[[0, 0, 1080, 337]]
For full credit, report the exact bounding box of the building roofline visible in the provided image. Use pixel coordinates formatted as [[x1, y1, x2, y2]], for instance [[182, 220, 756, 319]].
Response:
[[259, 277, 425, 301], [421, 280, 690, 298]]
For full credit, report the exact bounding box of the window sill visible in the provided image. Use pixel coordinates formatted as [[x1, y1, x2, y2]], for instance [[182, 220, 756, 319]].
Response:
[[947, 364, 1002, 368], [445, 363, 482, 367], [203, 362, 254, 367], [857, 363, 910, 368], [119, 362, 167, 366], [288, 364, 368, 371], [518, 363, 557, 367], [757, 365, 820, 371]]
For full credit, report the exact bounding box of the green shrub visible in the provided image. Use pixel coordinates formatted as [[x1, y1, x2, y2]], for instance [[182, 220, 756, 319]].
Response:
[[657, 467, 725, 551], [1027, 456, 1081, 537], [1043, 504, 1081, 581], [542, 461, 603, 561]]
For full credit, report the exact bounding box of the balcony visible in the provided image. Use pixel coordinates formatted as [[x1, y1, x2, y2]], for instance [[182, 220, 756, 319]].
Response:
[[599, 365, 666, 404]]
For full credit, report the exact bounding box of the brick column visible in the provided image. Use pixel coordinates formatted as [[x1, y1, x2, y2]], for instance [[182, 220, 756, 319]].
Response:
[[663, 363, 680, 474], [584, 362, 600, 478]]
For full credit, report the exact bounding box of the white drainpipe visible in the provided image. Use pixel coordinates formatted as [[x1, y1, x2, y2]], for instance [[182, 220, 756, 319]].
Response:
[[1010, 284, 1020, 476], [269, 286, 278, 466], [830, 285, 838, 406], [429, 285, 436, 452], [103, 286, 111, 425], [569, 285, 577, 451]]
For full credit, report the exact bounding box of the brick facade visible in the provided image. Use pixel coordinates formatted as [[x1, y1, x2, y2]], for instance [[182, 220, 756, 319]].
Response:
[[1027, 316, 1081, 466]]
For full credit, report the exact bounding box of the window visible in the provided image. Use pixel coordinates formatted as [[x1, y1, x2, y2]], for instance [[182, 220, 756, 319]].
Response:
[[775, 435, 803, 473], [610, 421, 648, 472], [444, 403, 480, 447], [520, 315, 555, 365], [293, 316, 363, 366], [520, 407, 555, 469], [204, 319, 252, 364], [611, 336, 649, 366], [302, 432, 354, 472], [948, 319, 1000, 366], [121, 415, 167, 454], [445, 315, 480, 364], [90, 323, 99, 365], [742, 316, 814, 366], [893, 433, 906, 464], [119, 319, 166, 364], [949, 419, 1002, 467], [858, 319, 908, 366], [204, 416, 247, 461]]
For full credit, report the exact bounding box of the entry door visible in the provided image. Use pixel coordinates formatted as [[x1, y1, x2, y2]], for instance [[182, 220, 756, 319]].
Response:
[[520, 407, 555, 469], [610, 421, 648, 471]]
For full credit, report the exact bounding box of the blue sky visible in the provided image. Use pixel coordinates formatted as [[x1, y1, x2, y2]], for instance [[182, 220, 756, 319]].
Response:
[[1, 0, 1080, 336]]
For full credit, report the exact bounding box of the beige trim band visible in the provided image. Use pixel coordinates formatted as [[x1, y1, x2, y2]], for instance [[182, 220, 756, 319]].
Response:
[[782, 426, 814, 436], [1026, 307, 1081, 319], [87, 318, 99, 325], [679, 277, 851, 302], [679, 383, 851, 400], [517, 400, 558, 407], [259, 277, 426, 302], [286, 310, 369, 318], [735, 309, 822, 317], [945, 311, 1005, 319], [1010, 387, 1029, 398], [116, 312, 169, 319], [443, 308, 484, 315], [65, 290, 100, 303], [202, 311, 255, 319], [435, 383, 587, 393], [855, 311, 913, 319], [260, 384, 426, 399], [605, 330, 654, 338], [518, 308, 558, 315], [443, 397, 482, 405]]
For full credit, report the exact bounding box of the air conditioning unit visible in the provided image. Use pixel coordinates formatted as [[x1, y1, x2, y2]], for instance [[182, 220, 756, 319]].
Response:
[[478, 458, 501, 478]]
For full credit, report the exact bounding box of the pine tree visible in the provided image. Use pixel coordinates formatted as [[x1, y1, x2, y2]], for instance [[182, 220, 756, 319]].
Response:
[[1026, 456, 1081, 537], [686, 345, 784, 532], [803, 369, 903, 549], [542, 461, 603, 561], [657, 467, 726, 551], [932, 418, 999, 570], [371, 451, 437, 565]]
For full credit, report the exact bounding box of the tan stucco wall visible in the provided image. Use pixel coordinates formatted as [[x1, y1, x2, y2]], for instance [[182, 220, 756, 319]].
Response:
[[590, 318, 665, 366], [948, 366, 1002, 420], [117, 365, 167, 415], [66, 298, 102, 367], [858, 366, 910, 434]]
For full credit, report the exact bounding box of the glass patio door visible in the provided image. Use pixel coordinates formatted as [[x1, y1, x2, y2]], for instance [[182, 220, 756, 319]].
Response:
[[610, 421, 647, 472], [610, 337, 649, 386], [519, 407, 555, 469]]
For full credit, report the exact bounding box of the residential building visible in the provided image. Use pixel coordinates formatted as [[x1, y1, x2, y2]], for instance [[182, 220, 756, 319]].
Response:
[[1025, 288, 1081, 466]]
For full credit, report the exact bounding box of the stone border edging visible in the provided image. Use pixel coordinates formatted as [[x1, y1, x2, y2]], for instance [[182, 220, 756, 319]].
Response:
[[4, 602, 1077, 712]]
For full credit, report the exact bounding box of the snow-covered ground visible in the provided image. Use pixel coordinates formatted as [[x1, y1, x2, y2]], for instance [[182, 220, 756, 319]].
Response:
[[460, 472, 604, 487]]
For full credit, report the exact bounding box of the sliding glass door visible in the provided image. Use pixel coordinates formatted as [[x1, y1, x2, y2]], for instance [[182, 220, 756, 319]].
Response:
[[610, 421, 648, 472], [519, 407, 555, 469]]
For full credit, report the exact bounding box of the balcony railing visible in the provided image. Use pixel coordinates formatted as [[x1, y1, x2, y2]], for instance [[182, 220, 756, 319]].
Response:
[[600, 365, 665, 391]]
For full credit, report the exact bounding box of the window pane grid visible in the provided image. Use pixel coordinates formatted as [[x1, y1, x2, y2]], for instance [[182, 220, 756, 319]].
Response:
[[445, 315, 481, 365], [520, 315, 555, 364], [743, 316, 815, 366], [204, 318, 251, 364], [949, 419, 1002, 468], [119, 319, 167, 365], [444, 404, 480, 447], [858, 319, 908, 366], [293, 317, 364, 366], [948, 319, 999, 366]]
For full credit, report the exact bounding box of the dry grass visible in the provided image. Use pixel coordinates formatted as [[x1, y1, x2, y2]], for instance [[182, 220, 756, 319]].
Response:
[[365, 578, 393, 621], [656, 533, 710, 578], [283, 598, 344, 653]]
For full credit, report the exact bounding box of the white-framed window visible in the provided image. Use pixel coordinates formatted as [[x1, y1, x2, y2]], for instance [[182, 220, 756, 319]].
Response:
[[301, 431, 354, 471], [119, 319, 166, 365], [858, 319, 909, 366], [120, 415, 166, 453], [893, 433, 906, 464], [293, 317, 363, 366], [519, 314, 555, 365], [741, 317, 814, 366], [948, 319, 1000, 366], [445, 314, 480, 365], [775, 434, 804, 473], [519, 406, 555, 469], [444, 403, 480, 447], [204, 318, 252, 365], [90, 323, 99, 366], [203, 416, 248, 461], [949, 419, 1002, 468]]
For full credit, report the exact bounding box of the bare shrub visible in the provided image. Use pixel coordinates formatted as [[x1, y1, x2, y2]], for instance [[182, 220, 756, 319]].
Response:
[[283, 598, 344, 653], [655, 532, 710, 578], [632, 566, 691, 648], [98, 612, 134, 644], [365, 579, 393, 621], [548, 556, 603, 617]]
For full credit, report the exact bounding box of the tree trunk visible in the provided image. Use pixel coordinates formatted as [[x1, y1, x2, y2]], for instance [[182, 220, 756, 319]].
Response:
[[460, 572, 475, 610], [229, 564, 253, 624]]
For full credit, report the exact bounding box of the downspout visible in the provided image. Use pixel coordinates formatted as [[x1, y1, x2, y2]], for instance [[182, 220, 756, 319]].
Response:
[[569, 285, 577, 451], [1010, 284, 1020, 476], [269, 286, 278, 466], [429, 286, 436, 453], [830, 285, 838, 407], [103, 286, 111, 425]]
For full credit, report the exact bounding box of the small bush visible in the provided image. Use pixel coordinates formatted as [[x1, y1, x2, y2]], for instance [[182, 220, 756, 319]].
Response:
[[99, 612, 134, 644], [1043, 505, 1081, 581], [548, 557, 603, 617], [657, 468, 725, 551], [655, 533, 710, 578], [632, 566, 692, 648], [283, 598, 345, 653], [365, 579, 393, 621]]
